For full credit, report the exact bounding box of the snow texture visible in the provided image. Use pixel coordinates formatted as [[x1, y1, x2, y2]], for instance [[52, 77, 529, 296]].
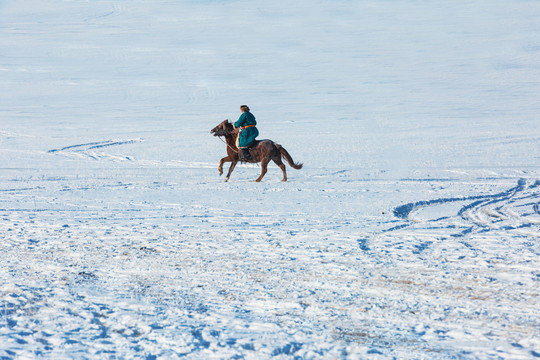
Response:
[[1, 0, 539, 359]]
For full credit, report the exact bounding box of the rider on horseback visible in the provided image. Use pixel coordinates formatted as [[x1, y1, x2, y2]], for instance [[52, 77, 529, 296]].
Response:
[[234, 105, 259, 161]]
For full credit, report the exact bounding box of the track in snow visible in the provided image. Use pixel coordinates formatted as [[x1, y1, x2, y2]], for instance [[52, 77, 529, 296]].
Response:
[[47, 139, 144, 161]]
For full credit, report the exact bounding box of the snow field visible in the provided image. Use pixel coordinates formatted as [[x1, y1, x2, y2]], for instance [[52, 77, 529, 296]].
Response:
[[1, 0, 540, 358]]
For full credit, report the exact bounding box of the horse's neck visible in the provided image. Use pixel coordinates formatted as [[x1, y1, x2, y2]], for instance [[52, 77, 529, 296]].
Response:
[[226, 134, 238, 147]]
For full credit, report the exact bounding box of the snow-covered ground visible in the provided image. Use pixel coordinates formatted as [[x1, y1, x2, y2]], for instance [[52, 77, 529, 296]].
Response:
[[1, 1, 539, 358]]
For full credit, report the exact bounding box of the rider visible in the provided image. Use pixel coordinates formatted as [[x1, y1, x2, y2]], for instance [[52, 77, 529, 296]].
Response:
[[234, 105, 259, 161]]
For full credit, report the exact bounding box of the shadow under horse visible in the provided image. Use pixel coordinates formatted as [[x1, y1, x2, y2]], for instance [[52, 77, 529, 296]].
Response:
[[211, 120, 303, 182]]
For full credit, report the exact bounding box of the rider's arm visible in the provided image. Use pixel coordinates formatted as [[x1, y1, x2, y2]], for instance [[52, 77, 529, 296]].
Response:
[[234, 113, 246, 128]]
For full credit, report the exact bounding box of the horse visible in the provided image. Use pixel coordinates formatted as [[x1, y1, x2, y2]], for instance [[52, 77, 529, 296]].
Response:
[[211, 119, 303, 182]]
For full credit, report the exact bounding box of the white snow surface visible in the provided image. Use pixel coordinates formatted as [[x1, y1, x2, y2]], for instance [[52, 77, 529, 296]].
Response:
[[1, 0, 540, 359]]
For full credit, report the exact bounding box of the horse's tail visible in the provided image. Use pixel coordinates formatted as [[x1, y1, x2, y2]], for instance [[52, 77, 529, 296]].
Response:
[[276, 144, 303, 170]]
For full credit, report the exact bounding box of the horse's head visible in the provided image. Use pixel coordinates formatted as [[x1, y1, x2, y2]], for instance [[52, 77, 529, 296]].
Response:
[[211, 119, 235, 137]]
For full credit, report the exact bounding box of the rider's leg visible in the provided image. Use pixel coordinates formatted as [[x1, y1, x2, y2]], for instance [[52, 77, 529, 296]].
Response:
[[239, 147, 251, 161]]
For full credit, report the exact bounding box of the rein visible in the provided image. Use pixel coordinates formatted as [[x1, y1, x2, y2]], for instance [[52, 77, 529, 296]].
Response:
[[218, 135, 239, 153]]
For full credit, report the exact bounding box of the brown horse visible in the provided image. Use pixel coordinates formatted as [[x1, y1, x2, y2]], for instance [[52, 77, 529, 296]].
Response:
[[211, 119, 303, 182]]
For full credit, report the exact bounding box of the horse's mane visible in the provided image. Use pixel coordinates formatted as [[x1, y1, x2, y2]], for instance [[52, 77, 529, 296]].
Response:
[[225, 120, 238, 133]]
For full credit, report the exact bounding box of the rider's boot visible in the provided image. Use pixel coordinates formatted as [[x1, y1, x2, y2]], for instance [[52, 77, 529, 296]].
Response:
[[239, 148, 251, 161]]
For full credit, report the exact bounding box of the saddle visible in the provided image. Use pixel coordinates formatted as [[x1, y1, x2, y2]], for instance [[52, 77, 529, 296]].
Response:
[[239, 141, 259, 162]]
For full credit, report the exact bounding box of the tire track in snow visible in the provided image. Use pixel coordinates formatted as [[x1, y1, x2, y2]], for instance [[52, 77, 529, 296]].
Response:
[[48, 139, 143, 153], [390, 178, 539, 238], [366, 178, 540, 268], [48, 139, 143, 162]]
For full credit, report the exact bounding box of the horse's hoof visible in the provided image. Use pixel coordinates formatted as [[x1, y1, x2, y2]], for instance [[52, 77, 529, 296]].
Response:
[[224, 177, 229, 182]]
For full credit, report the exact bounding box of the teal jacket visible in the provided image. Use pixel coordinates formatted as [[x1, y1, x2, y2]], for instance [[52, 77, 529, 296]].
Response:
[[234, 111, 259, 147]]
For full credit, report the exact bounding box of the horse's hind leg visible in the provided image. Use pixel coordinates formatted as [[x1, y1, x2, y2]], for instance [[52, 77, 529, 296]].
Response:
[[255, 159, 269, 182], [273, 157, 287, 182], [224, 161, 238, 182]]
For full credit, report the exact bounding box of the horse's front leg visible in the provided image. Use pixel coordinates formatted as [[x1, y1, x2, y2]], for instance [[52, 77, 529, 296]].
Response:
[[218, 156, 232, 176], [224, 160, 238, 182]]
